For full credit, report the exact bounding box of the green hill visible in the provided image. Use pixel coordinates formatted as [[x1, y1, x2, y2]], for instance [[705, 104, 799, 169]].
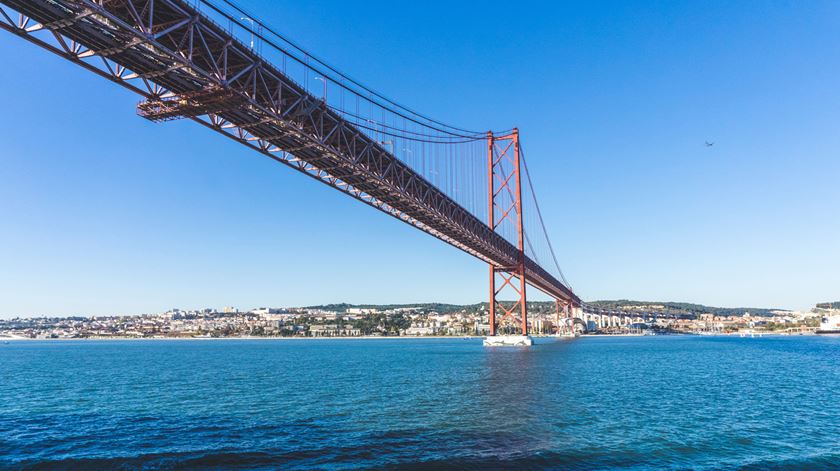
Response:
[[816, 302, 840, 309], [305, 300, 785, 318], [586, 300, 782, 317]]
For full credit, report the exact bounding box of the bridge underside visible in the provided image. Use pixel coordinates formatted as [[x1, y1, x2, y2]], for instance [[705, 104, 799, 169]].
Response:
[[0, 0, 580, 310]]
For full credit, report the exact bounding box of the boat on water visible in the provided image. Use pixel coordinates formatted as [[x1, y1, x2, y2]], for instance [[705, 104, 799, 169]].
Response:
[[817, 314, 840, 334]]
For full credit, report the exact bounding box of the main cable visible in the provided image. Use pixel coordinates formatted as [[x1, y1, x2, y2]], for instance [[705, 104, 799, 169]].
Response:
[[203, 0, 495, 138], [519, 143, 572, 291]]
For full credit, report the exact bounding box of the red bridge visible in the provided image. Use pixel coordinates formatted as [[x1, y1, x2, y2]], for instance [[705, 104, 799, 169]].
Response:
[[0, 0, 582, 336]]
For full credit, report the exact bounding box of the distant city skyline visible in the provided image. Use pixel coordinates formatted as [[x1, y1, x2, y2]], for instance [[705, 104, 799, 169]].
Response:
[[1, 0, 839, 318]]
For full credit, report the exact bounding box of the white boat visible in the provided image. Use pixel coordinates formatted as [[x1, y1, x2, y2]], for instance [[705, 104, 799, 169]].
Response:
[[817, 314, 840, 334]]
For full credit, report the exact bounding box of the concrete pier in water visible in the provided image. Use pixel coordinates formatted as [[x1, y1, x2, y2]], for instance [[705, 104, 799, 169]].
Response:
[[483, 335, 533, 347]]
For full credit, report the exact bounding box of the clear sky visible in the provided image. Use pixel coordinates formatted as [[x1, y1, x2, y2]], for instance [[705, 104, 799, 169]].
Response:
[[1, 0, 838, 318]]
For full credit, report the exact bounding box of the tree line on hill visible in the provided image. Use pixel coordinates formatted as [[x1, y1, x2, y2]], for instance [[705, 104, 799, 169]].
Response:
[[586, 300, 781, 317], [306, 300, 784, 318]]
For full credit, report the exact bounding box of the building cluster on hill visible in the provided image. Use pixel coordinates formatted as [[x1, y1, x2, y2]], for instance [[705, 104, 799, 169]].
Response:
[[651, 311, 818, 334], [581, 301, 826, 334], [0, 302, 826, 339], [0, 306, 493, 339]]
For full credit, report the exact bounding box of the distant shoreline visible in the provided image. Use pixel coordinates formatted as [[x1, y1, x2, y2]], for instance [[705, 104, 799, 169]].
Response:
[[2, 332, 818, 341], [1, 335, 484, 341]]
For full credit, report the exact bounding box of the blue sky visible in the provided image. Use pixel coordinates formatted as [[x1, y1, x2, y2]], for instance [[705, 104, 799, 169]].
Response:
[[1, 0, 839, 317]]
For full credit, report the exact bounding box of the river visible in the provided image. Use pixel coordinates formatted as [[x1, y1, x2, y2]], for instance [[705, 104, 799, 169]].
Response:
[[1, 335, 838, 469]]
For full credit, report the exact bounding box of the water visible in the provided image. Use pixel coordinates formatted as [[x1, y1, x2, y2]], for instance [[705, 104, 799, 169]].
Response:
[[1, 336, 838, 470]]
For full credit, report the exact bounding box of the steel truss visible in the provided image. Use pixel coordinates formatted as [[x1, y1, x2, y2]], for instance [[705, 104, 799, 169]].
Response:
[[0, 0, 580, 307]]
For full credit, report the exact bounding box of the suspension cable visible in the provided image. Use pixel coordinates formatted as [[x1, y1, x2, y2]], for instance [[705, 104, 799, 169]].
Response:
[[520, 143, 572, 291], [201, 0, 494, 138]]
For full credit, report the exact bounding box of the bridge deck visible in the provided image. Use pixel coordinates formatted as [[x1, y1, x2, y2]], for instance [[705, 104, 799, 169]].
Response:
[[0, 0, 580, 305]]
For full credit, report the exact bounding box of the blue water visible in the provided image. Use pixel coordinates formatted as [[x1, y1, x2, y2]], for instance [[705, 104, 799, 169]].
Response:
[[1, 336, 839, 470]]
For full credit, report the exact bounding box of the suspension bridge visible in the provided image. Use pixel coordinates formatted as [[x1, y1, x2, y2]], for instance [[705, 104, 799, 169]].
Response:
[[1, 0, 595, 344]]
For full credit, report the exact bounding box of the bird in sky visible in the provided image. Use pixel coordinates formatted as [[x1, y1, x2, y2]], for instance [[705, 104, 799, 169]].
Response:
[[705, 141, 715, 147]]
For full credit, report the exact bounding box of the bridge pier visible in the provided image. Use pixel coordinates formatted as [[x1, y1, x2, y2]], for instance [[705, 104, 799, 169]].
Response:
[[483, 335, 533, 347]]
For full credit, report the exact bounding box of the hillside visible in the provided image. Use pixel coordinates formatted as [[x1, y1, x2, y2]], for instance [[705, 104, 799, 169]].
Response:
[[306, 300, 785, 318], [586, 300, 783, 317]]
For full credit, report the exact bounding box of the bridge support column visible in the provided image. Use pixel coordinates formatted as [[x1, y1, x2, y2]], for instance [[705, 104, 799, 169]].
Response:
[[563, 302, 570, 334], [485, 129, 529, 343]]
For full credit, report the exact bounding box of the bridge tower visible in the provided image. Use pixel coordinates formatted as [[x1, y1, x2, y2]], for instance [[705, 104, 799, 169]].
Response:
[[487, 129, 527, 336]]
